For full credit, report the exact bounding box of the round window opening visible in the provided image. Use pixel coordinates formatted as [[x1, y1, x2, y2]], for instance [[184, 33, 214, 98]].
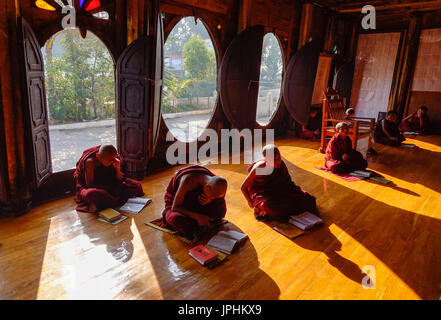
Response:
[[256, 33, 283, 126], [162, 17, 218, 142]]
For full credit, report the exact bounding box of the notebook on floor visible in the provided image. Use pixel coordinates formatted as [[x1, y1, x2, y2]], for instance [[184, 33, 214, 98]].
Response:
[[289, 212, 323, 231]]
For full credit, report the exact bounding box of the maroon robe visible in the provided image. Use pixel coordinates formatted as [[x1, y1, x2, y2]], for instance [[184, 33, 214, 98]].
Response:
[[399, 115, 430, 133], [325, 134, 368, 173], [374, 119, 405, 146], [247, 160, 317, 221], [74, 145, 144, 212], [162, 165, 227, 237]]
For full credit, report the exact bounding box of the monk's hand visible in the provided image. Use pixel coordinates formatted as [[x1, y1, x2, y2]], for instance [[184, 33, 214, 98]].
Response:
[[342, 153, 349, 161], [112, 158, 121, 170]]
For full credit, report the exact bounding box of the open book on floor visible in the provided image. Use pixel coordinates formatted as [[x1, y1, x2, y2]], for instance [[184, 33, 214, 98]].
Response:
[[289, 212, 324, 231], [119, 197, 152, 214], [207, 230, 248, 254]]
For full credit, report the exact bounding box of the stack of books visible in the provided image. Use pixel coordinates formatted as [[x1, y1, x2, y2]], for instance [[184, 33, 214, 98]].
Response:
[[98, 208, 124, 223], [289, 212, 324, 231]]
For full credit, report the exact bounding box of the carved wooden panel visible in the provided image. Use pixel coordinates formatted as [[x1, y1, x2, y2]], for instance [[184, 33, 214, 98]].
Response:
[[218, 25, 264, 130], [282, 40, 321, 125], [411, 28, 441, 92], [19, 18, 52, 187], [349, 32, 400, 119], [117, 35, 152, 179]]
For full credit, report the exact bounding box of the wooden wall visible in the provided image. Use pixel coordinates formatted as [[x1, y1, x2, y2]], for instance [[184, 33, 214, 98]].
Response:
[[349, 32, 401, 119]]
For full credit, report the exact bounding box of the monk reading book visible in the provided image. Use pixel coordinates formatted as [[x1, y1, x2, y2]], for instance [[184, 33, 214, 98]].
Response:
[[374, 111, 405, 146], [74, 145, 144, 213], [399, 106, 431, 134], [325, 122, 368, 174], [161, 165, 228, 243], [241, 144, 318, 221]]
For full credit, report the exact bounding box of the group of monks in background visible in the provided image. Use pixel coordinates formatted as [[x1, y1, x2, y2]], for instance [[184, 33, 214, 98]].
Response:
[[72, 105, 431, 243]]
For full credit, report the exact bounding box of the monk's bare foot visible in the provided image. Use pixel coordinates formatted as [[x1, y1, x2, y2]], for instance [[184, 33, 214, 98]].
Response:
[[89, 202, 98, 213]]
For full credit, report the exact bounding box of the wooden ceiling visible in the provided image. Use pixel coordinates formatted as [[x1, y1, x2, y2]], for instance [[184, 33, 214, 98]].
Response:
[[308, 0, 441, 30]]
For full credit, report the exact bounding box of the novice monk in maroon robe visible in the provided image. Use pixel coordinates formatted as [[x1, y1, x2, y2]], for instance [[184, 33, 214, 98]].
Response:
[[325, 122, 368, 174], [374, 111, 405, 146], [241, 144, 318, 221], [162, 165, 227, 242], [399, 106, 431, 134], [74, 145, 144, 212]]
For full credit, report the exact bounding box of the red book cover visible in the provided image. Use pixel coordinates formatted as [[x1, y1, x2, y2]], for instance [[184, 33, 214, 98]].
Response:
[[189, 245, 217, 263]]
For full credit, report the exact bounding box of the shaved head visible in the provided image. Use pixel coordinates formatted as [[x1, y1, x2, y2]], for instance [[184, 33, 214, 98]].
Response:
[[99, 145, 117, 158], [207, 176, 228, 198], [262, 144, 280, 158]]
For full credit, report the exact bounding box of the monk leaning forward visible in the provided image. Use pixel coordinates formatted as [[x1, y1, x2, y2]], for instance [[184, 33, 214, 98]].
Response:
[[161, 165, 227, 243], [241, 144, 318, 221], [74, 145, 144, 212]]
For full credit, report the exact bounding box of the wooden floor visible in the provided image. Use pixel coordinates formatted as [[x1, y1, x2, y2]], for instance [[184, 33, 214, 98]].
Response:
[[1, 134, 441, 300]]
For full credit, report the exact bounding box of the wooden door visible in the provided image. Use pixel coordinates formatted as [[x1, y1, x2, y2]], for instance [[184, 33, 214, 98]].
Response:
[[282, 40, 321, 125], [18, 18, 52, 187], [218, 25, 265, 130], [117, 11, 164, 180], [150, 12, 164, 157], [117, 35, 153, 180]]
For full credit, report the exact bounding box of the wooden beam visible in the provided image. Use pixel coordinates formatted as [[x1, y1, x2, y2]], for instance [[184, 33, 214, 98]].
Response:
[[335, 0, 441, 13]]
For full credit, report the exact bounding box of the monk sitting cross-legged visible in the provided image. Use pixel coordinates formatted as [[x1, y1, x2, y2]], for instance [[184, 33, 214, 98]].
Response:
[[74, 145, 144, 213], [325, 122, 368, 174], [374, 110, 405, 146], [241, 144, 318, 222], [161, 165, 228, 243]]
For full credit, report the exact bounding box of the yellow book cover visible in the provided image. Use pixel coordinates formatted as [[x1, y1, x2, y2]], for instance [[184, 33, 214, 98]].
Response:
[[99, 208, 121, 221]]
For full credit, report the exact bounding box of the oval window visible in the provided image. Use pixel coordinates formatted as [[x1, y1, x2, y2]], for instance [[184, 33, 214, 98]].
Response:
[[256, 33, 283, 126], [42, 29, 116, 172], [162, 17, 217, 142]]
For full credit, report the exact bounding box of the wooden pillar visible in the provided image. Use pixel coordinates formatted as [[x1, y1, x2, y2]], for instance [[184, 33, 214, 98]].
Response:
[[323, 12, 338, 53], [237, 0, 252, 34], [392, 13, 422, 117], [126, 0, 148, 45], [0, 0, 32, 215], [298, 3, 314, 49], [346, 22, 359, 61]]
